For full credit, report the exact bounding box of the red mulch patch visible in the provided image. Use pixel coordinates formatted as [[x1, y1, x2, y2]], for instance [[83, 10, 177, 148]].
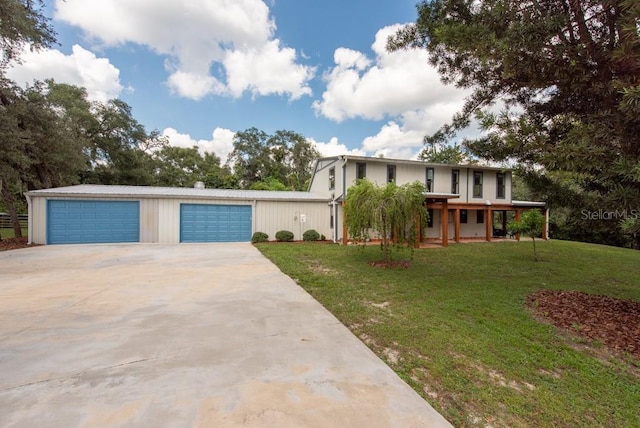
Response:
[[368, 260, 411, 269], [0, 237, 33, 251], [527, 290, 640, 360]]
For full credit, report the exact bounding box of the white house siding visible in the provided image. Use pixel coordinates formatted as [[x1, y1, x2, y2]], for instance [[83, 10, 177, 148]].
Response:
[[140, 199, 159, 243], [29, 195, 46, 244], [255, 201, 331, 241], [309, 158, 342, 198]]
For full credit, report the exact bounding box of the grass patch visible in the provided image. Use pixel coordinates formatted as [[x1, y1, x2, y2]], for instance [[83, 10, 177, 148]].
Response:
[[0, 228, 27, 239], [257, 240, 640, 427]]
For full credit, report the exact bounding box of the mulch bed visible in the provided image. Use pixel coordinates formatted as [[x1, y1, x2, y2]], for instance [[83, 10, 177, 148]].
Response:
[[527, 290, 640, 360], [0, 237, 32, 251]]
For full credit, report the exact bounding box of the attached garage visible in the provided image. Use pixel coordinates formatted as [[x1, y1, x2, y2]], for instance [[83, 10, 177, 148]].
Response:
[[180, 204, 251, 242], [47, 200, 139, 244], [26, 185, 331, 245]]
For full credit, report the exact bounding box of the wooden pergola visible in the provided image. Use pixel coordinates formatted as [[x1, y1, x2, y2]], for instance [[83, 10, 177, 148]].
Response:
[[424, 198, 548, 247]]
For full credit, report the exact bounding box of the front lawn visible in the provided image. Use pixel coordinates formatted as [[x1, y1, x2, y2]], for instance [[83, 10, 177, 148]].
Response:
[[256, 240, 640, 427]]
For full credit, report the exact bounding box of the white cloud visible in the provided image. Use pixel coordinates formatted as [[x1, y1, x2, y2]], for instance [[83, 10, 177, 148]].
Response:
[[308, 137, 366, 158], [54, 0, 314, 100], [162, 127, 236, 164], [6, 44, 123, 102], [314, 24, 470, 122], [224, 40, 313, 100], [312, 23, 473, 160]]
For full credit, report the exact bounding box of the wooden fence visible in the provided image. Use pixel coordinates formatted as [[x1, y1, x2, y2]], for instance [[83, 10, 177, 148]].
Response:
[[0, 214, 28, 229]]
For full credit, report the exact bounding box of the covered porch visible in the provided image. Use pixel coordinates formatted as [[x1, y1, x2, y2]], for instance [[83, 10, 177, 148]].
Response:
[[423, 200, 548, 247]]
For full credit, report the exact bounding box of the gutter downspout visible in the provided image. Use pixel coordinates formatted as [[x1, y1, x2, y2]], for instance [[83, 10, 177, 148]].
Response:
[[26, 193, 32, 244], [340, 156, 348, 244], [466, 168, 470, 203]]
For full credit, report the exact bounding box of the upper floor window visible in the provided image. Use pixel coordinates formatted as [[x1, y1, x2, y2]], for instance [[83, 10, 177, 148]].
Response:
[[425, 168, 434, 192], [356, 162, 366, 180], [496, 172, 506, 199], [473, 171, 483, 198], [451, 169, 460, 194], [387, 165, 396, 183], [329, 167, 335, 190]]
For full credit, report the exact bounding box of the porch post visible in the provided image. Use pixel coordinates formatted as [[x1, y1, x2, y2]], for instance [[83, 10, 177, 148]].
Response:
[[454, 208, 460, 243], [485, 207, 492, 241], [342, 201, 348, 245], [542, 208, 549, 240], [502, 210, 507, 235], [441, 201, 449, 247], [515, 209, 521, 241]]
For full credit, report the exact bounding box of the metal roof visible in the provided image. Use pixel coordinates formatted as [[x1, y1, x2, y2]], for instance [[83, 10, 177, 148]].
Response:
[[511, 200, 546, 207], [27, 184, 330, 202], [315, 155, 513, 172]]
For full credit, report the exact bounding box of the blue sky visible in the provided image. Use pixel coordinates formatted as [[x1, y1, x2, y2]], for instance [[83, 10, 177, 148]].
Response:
[[7, 0, 471, 162]]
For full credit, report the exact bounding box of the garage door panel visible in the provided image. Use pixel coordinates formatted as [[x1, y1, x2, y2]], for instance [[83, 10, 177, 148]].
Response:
[[180, 204, 251, 242], [47, 200, 140, 244]]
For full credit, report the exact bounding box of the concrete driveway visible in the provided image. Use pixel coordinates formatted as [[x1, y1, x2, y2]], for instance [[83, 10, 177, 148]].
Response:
[[0, 243, 450, 427]]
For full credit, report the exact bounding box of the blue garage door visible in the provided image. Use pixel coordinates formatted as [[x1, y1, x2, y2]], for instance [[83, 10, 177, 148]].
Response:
[[48, 200, 140, 244], [180, 204, 252, 242]]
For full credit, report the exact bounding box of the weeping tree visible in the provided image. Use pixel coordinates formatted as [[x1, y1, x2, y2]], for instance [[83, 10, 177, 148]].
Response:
[[345, 179, 427, 260]]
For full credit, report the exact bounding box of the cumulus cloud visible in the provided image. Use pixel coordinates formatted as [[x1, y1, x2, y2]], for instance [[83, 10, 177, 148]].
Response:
[[308, 137, 367, 158], [5, 44, 123, 102], [55, 0, 314, 100], [162, 127, 236, 164], [312, 23, 472, 160]]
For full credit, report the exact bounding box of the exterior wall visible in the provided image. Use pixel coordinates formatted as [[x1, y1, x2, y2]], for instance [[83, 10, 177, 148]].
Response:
[[140, 199, 159, 243], [29, 196, 47, 244], [308, 158, 342, 198], [255, 201, 332, 241], [30, 195, 330, 244], [458, 209, 488, 238]]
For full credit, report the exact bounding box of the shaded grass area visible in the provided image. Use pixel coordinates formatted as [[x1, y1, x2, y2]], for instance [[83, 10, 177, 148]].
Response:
[[257, 240, 640, 427], [0, 228, 27, 239]]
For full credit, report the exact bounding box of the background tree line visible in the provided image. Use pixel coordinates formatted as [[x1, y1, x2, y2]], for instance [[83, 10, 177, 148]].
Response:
[[0, 2, 319, 237]]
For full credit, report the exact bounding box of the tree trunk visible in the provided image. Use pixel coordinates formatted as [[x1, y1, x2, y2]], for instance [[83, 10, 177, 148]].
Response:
[[1, 178, 23, 238]]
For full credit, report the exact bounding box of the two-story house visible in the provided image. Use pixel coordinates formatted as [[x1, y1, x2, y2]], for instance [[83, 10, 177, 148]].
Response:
[[308, 155, 547, 246]]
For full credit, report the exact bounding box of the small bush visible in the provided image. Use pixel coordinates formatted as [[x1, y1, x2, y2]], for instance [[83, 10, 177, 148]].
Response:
[[251, 232, 269, 243], [275, 230, 294, 242], [320, 234, 326, 241], [303, 229, 320, 241]]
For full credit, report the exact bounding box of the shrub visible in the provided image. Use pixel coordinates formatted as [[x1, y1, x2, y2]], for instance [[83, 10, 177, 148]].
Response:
[[275, 230, 294, 242], [303, 229, 320, 241], [320, 234, 326, 241], [251, 232, 269, 243]]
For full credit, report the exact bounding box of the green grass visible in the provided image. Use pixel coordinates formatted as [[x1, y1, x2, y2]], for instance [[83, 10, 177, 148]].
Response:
[[256, 240, 640, 427], [0, 227, 27, 239]]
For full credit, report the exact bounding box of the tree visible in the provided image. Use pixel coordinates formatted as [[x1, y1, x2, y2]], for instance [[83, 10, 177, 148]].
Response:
[[345, 179, 427, 261], [0, 0, 56, 70], [226, 128, 320, 190], [419, 142, 476, 164], [508, 209, 545, 261], [83, 99, 162, 185], [389, 0, 640, 247], [151, 145, 231, 188]]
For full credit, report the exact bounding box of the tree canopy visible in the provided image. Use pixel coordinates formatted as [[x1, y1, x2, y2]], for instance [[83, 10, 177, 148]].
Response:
[[390, 0, 640, 247], [226, 128, 320, 190]]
